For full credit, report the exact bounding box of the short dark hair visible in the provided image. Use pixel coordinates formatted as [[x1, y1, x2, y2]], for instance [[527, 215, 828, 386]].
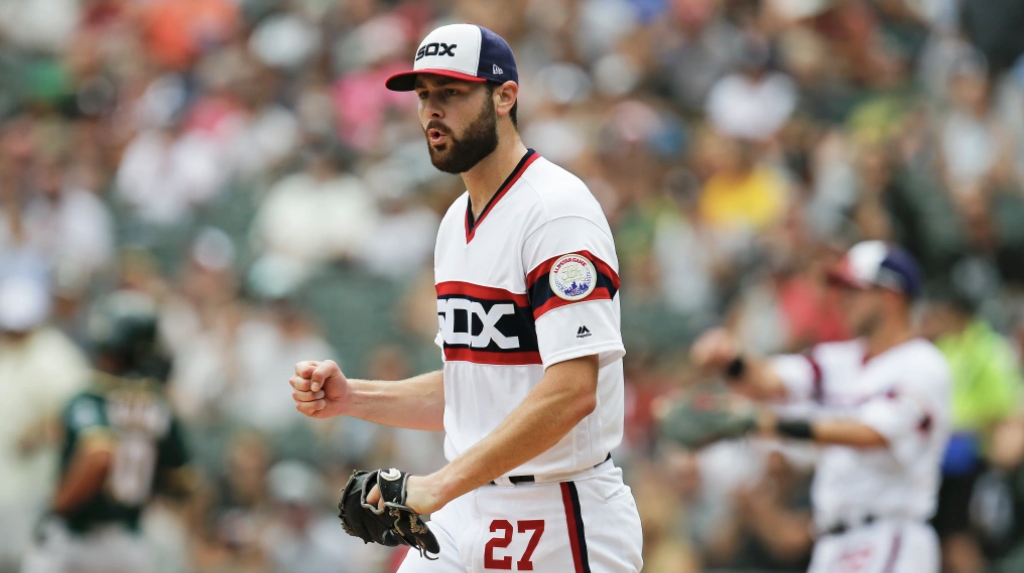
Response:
[[486, 82, 518, 130]]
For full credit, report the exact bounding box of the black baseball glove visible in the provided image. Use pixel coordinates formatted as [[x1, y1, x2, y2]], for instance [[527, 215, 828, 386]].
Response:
[[338, 468, 440, 559]]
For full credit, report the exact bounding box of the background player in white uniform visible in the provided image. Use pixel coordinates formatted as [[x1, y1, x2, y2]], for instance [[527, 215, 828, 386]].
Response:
[[289, 24, 643, 573], [690, 241, 952, 573]]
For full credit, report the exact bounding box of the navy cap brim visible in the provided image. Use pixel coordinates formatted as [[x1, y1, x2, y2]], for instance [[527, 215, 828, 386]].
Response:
[[385, 69, 488, 91]]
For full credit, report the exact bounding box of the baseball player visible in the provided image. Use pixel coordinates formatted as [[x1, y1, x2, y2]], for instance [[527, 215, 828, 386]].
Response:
[[21, 291, 193, 573], [689, 241, 952, 573], [290, 23, 643, 573]]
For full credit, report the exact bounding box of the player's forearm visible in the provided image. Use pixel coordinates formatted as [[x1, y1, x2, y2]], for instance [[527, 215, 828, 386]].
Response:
[[430, 355, 599, 504], [811, 419, 888, 448], [763, 412, 888, 448], [53, 444, 112, 515], [343, 370, 445, 431]]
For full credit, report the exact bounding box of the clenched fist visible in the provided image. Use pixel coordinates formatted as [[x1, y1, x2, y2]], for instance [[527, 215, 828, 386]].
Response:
[[290, 360, 349, 418], [690, 328, 740, 371]]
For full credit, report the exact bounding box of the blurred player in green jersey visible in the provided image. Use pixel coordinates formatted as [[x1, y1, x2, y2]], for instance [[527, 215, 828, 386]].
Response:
[[21, 291, 194, 573]]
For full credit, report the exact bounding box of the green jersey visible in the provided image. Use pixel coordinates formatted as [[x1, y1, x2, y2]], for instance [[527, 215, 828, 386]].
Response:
[[936, 319, 1023, 433], [57, 374, 189, 533]]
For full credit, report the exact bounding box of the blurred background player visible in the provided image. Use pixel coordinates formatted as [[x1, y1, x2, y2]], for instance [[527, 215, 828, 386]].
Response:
[[21, 290, 193, 573], [688, 241, 952, 573]]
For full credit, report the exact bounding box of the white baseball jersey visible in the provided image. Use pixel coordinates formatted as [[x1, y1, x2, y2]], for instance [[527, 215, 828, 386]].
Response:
[[771, 338, 952, 529], [433, 149, 625, 477]]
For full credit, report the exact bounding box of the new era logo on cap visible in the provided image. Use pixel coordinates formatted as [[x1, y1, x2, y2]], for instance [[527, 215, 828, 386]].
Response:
[[385, 24, 518, 91]]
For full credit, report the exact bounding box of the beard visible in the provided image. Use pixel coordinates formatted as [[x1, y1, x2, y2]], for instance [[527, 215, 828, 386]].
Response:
[[425, 99, 499, 174], [851, 306, 883, 337]]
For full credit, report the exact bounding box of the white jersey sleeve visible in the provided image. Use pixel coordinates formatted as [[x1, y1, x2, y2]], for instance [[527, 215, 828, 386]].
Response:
[[522, 216, 624, 369], [770, 353, 823, 404], [769, 340, 863, 405], [855, 358, 951, 466]]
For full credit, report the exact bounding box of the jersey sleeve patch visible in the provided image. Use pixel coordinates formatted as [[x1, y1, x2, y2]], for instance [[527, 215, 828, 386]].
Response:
[[527, 250, 620, 319]]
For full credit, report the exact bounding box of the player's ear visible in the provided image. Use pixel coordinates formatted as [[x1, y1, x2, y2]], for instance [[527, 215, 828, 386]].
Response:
[[493, 81, 518, 119]]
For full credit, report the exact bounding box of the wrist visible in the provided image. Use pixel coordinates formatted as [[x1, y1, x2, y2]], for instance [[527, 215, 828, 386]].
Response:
[[336, 379, 364, 417], [426, 466, 458, 507], [756, 409, 778, 437], [724, 354, 747, 381], [774, 419, 815, 440]]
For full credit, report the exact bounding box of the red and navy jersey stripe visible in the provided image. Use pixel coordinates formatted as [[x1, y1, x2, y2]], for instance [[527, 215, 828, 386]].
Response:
[[526, 251, 620, 320], [436, 282, 541, 366], [465, 149, 539, 243], [560, 482, 591, 573]]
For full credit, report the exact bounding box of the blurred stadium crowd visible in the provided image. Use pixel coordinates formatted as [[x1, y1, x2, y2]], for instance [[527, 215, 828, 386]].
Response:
[[3, 0, 1024, 572]]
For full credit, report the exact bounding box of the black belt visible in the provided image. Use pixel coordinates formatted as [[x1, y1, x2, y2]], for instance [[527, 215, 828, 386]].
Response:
[[820, 514, 876, 537], [491, 453, 612, 485]]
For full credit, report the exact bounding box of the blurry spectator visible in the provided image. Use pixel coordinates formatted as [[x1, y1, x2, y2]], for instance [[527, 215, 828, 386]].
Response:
[[330, 14, 415, 152], [116, 114, 229, 226], [681, 441, 764, 556], [0, 276, 88, 572], [193, 431, 272, 573], [232, 267, 336, 436], [659, 0, 738, 113], [227, 70, 301, 181], [705, 36, 797, 142], [634, 453, 699, 573], [0, 0, 79, 54], [697, 135, 789, 237], [775, 258, 850, 348], [260, 460, 385, 573], [938, 51, 1018, 204], [701, 450, 813, 571], [923, 287, 1023, 573], [249, 8, 322, 72], [355, 164, 440, 282], [174, 289, 336, 437], [730, 270, 793, 356], [961, 0, 1024, 74], [20, 156, 114, 284], [652, 168, 721, 319], [141, 0, 240, 71], [252, 145, 378, 270]]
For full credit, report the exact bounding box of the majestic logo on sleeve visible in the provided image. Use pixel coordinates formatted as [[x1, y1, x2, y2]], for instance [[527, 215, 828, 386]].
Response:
[[550, 254, 595, 301]]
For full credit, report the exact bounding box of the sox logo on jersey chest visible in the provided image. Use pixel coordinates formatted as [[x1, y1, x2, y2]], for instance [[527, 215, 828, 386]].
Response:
[[436, 282, 541, 366], [437, 298, 519, 349]]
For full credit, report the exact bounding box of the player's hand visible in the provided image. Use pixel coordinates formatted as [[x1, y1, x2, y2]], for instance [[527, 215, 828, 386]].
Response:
[[365, 474, 446, 515], [290, 360, 348, 418], [690, 327, 740, 371]]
